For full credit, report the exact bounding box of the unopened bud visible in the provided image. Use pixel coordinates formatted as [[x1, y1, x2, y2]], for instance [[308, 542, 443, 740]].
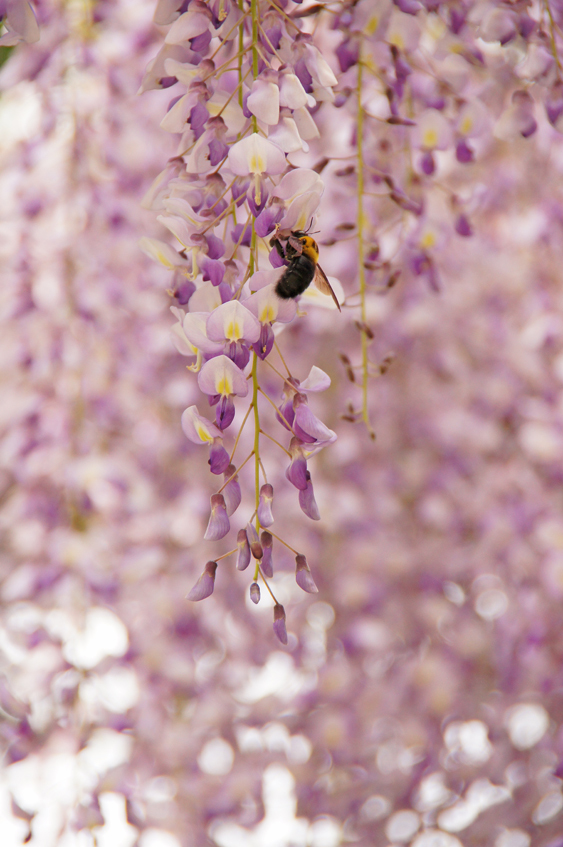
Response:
[[250, 582, 260, 604], [236, 529, 250, 571], [187, 561, 217, 601], [273, 603, 288, 645], [260, 531, 273, 577], [295, 554, 318, 594]]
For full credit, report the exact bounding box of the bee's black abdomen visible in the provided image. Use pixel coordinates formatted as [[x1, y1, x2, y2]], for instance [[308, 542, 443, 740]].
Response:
[[275, 255, 316, 300]]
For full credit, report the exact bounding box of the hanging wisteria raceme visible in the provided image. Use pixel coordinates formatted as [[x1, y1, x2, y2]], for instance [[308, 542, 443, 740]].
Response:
[[141, 0, 343, 639]]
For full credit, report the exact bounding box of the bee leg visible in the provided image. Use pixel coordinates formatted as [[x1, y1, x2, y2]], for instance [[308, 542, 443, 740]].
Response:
[[269, 235, 286, 261]]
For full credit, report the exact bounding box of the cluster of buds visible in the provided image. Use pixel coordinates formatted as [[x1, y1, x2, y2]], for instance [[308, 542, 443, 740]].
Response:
[[141, 0, 342, 641]]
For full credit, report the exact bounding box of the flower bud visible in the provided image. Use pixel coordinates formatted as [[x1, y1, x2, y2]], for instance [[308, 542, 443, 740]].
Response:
[[187, 561, 217, 601], [257, 483, 274, 527], [204, 493, 230, 540], [260, 531, 273, 577], [246, 522, 263, 559], [295, 554, 318, 594], [236, 529, 251, 571], [250, 582, 261, 604], [273, 603, 288, 645]]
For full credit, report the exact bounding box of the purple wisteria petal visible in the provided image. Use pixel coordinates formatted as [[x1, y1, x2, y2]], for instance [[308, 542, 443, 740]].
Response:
[[227, 133, 286, 176], [206, 300, 261, 345], [249, 582, 261, 604], [257, 484, 274, 527], [253, 324, 275, 360], [187, 561, 217, 601], [273, 603, 288, 645], [203, 494, 230, 541], [208, 437, 230, 474], [181, 405, 223, 444], [198, 355, 249, 398], [215, 394, 236, 430], [260, 532, 273, 577], [294, 398, 337, 445], [298, 473, 321, 521], [236, 529, 251, 571], [286, 438, 308, 490], [295, 554, 318, 594], [222, 464, 241, 516]]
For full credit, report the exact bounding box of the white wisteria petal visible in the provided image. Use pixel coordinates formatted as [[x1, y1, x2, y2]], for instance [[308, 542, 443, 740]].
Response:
[[279, 73, 309, 110], [181, 406, 223, 444], [387, 9, 421, 52], [247, 80, 280, 125], [160, 93, 193, 133], [183, 313, 224, 356], [154, 0, 184, 26], [268, 118, 307, 153], [413, 109, 453, 150], [278, 191, 323, 233], [292, 107, 320, 141], [185, 133, 214, 174], [163, 58, 199, 85], [301, 275, 344, 310], [138, 237, 187, 271], [228, 133, 286, 175], [165, 10, 210, 44], [207, 93, 246, 136], [303, 45, 338, 87], [189, 282, 222, 312], [198, 355, 249, 397], [171, 321, 197, 358], [244, 285, 297, 324], [206, 301, 261, 344], [245, 268, 284, 292], [274, 168, 324, 202], [157, 214, 195, 249], [456, 100, 489, 137], [0, 0, 39, 46], [299, 366, 331, 392]]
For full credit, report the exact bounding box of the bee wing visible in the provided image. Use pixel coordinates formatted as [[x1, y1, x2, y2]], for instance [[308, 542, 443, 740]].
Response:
[[313, 265, 342, 311]]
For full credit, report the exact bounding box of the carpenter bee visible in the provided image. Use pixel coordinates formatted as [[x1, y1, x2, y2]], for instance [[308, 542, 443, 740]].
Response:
[[269, 227, 341, 311]]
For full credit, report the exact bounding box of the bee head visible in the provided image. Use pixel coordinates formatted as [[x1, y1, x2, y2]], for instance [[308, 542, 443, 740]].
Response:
[[299, 236, 319, 263]]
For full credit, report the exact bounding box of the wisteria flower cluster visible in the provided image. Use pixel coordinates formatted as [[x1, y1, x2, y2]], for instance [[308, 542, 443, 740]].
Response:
[[141, 0, 344, 640]]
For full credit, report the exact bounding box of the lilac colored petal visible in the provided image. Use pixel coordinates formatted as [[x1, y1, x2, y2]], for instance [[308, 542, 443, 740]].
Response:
[[277, 396, 295, 430], [190, 30, 212, 54], [187, 561, 217, 601], [231, 178, 250, 206], [249, 582, 261, 604], [189, 282, 222, 312], [253, 324, 275, 360], [236, 529, 251, 571], [208, 437, 230, 474], [0, 0, 39, 46], [204, 494, 230, 541], [260, 532, 273, 577], [205, 233, 225, 260], [269, 245, 286, 269], [226, 340, 250, 371], [273, 168, 323, 201], [286, 438, 308, 490], [298, 473, 321, 521], [294, 400, 337, 444], [456, 140, 474, 163], [255, 205, 284, 238], [173, 280, 196, 305], [247, 181, 269, 217], [215, 394, 236, 430], [208, 137, 229, 166], [198, 355, 249, 398], [455, 214, 473, 237], [232, 222, 252, 247], [295, 554, 318, 594], [200, 256, 225, 286], [268, 118, 306, 155], [336, 38, 360, 74], [298, 366, 331, 393], [227, 133, 286, 176], [189, 101, 209, 139], [273, 604, 288, 644], [222, 464, 241, 516], [420, 150, 435, 175], [279, 73, 309, 109], [181, 405, 223, 444], [207, 300, 261, 345], [257, 484, 274, 527], [393, 0, 422, 13]]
